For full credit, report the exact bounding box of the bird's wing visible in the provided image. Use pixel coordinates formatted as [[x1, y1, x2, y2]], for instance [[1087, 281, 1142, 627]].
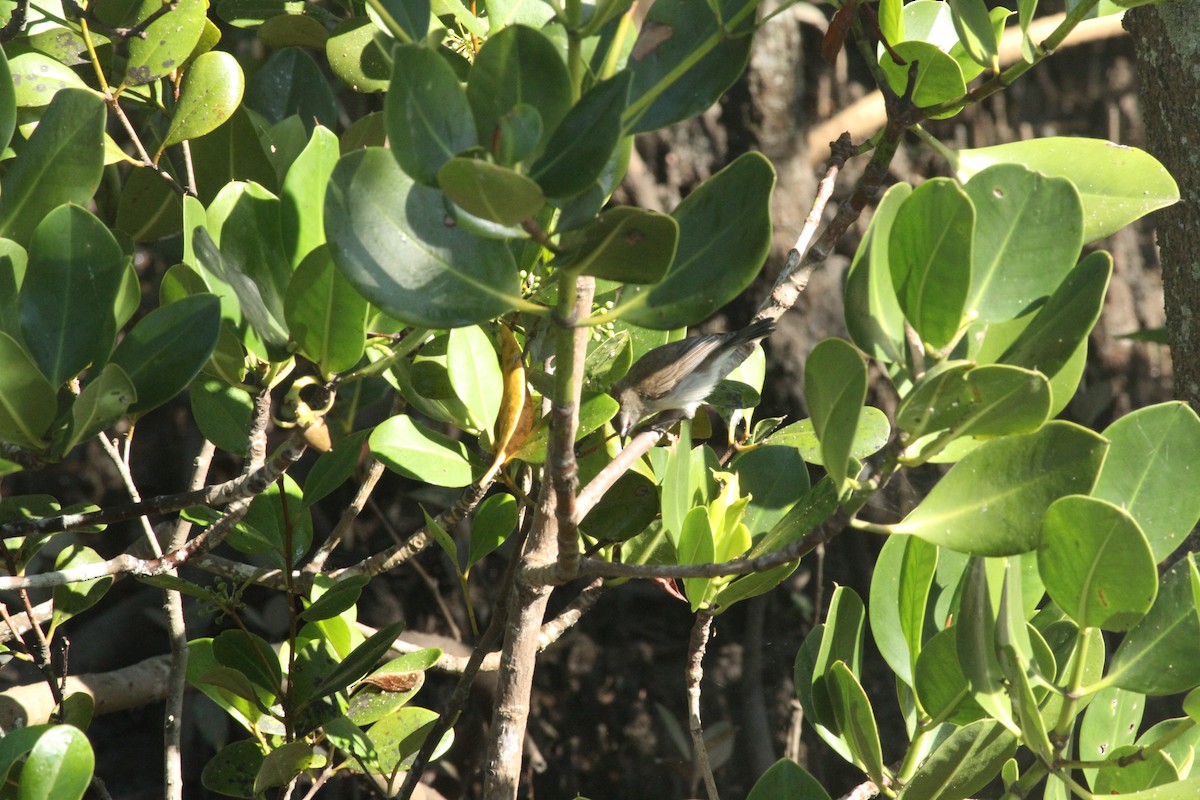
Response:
[[640, 336, 725, 401]]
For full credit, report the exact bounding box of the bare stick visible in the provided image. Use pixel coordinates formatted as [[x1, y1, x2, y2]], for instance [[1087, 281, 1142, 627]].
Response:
[[687, 610, 719, 800]]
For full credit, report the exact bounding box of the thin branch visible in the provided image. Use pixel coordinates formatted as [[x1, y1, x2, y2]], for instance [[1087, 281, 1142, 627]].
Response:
[[686, 610, 719, 800], [306, 458, 385, 574], [97, 430, 162, 557], [0, 431, 308, 539]]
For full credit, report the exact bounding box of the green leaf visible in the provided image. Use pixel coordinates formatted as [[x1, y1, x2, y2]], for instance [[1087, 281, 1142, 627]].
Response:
[[827, 661, 885, 783], [730, 444, 809, 538], [282, 125, 340, 267], [914, 626, 987, 725], [327, 17, 392, 93], [50, 545, 112, 629], [123, 0, 207, 86], [954, 138, 1180, 243], [303, 428, 371, 508], [370, 414, 476, 487], [253, 741, 324, 795], [201, 740, 263, 798], [5, 724, 93, 800], [899, 720, 1016, 800], [997, 250, 1112, 379], [161, 51, 245, 149], [18, 204, 125, 385], [326, 147, 525, 328], [555, 206, 678, 283], [845, 182, 911, 364], [301, 575, 370, 623], [678, 505, 716, 611], [963, 164, 1083, 323], [447, 325, 503, 435], [1108, 556, 1200, 696], [808, 586, 865, 729], [115, 165, 184, 242], [956, 558, 1017, 731], [614, 152, 774, 329], [438, 157, 545, 225], [213, 629, 282, 696], [215, 0, 307, 26], [0, 89, 106, 246], [190, 376, 253, 455], [110, 294, 222, 415], [624, 0, 755, 133], [467, 492, 517, 568], [0, 45, 15, 153], [0, 331, 58, 449], [189, 108, 277, 204], [65, 364, 136, 453], [366, 706, 451, 773], [747, 759, 831, 800], [891, 421, 1109, 556], [764, 408, 890, 466], [258, 14, 330, 49], [804, 338, 867, 495], [285, 245, 369, 375], [869, 534, 937, 687], [1038, 495, 1157, 631], [1093, 403, 1200, 564], [531, 72, 630, 198], [1080, 687, 1144, 789], [879, 41, 967, 120], [466, 24, 571, 156], [946, 0, 998, 69], [9, 52, 92, 106], [312, 620, 406, 699], [385, 43, 478, 185], [245, 47, 336, 132], [1093, 744, 1179, 795], [373, 0, 429, 40], [228, 475, 312, 566], [889, 177, 974, 348]]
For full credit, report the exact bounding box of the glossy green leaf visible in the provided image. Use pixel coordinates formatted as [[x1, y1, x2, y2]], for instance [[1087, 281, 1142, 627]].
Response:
[[880, 41, 967, 120], [764, 408, 890, 467], [111, 294, 222, 414], [1092, 743, 1179, 795], [531, 72, 630, 198], [805, 338, 866, 495], [0, 89, 105, 246], [258, 14, 330, 48], [963, 164, 1083, 323], [870, 534, 936, 687], [186, 639, 261, 731], [215, 0, 307, 26], [385, 43, 477, 185], [370, 414, 476, 487], [366, 706, 451, 773], [214, 629, 282, 696], [998, 250, 1111, 379], [0, 331, 56, 449], [467, 492, 517, 568], [845, 182, 911, 364], [1093, 402, 1200, 564], [678, 506, 716, 610], [899, 720, 1017, 800], [302, 574, 368, 623], [746, 759, 831, 800], [123, 0, 207, 86], [438, 157, 545, 225], [447, 325, 502, 435], [891, 421, 1108, 556], [580, 470, 659, 544], [955, 557, 1015, 731], [466, 24, 571, 155], [253, 741, 323, 795], [914, 626, 987, 725], [245, 47, 336, 132], [889, 178, 973, 348], [9, 52, 92, 106], [1080, 687, 1144, 789], [554, 206, 678, 283], [808, 586, 865, 730], [946, 0, 998, 68], [5, 724, 94, 800], [312, 620, 405, 699], [161, 51, 245, 149], [1039, 495, 1156, 631], [731, 444, 809, 538], [1109, 556, 1200, 696], [325, 147, 524, 328], [827, 661, 885, 783], [226, 475, 312, 566], [303, 428, 371, 508], [116, 165, 184, 242], [373, 0, 428, 40], [385, 333, 478, 431], [282, 125, 339, 267], [0, 46, 14, 153], [794, 625, 855, 762], [19, 204, 124, 385], [895, 0, 998, 83], [201, 739, 263, 797], [189, 108, 277, 204], [65, 364, 136, 453], [327, 17, 391, 93], [953, 138, 1180, 243], [190, 376, 253, 455], [614, 152, 774, 329], [624, 0, 755, 133], [50, 545, 112, 629], [285, 245, 369, 375]]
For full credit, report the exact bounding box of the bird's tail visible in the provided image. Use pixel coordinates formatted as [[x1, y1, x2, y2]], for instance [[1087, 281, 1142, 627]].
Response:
[[726, 318, 777, 370]]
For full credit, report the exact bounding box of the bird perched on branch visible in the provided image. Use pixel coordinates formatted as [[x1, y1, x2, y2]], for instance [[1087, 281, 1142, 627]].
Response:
[[610, 317, 776, 440]]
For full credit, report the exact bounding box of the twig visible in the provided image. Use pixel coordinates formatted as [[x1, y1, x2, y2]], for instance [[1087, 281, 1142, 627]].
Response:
[[687, 610, 719, 800], [0, 431, 308, 539], [97, 430, 162, 557], [306, 458, 385, 574]]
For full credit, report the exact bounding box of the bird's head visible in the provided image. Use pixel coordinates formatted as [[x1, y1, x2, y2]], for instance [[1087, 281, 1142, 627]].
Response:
[[612, 387, 643, 442]]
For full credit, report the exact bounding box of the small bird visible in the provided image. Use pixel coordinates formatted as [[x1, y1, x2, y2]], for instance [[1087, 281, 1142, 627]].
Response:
[[610, 318, 776, 440]]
